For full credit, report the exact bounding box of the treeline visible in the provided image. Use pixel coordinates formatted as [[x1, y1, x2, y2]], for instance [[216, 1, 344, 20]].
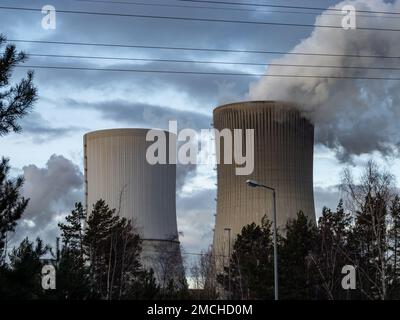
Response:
[[0, 176, 188, 299], [213, 162, 400, 300]]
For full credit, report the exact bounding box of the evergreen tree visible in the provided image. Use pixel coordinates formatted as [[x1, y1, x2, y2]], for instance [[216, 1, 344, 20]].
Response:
[[83, 199, 143, 299], [1, 238, 50, 299], [0, 33, 36, 298], [56, 202, 92, 299], [217, 216, 275, 300], [127, 268, 160, 300], [0, 34, 37, 135], [279, 211, 318, 300], [0, 157, 29, 263]]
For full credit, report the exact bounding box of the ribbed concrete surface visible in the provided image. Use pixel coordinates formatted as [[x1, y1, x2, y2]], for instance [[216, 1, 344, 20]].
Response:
[[84, 128, 178, 241], [212, 101, 315, 261], [84, 129, 183, 283]]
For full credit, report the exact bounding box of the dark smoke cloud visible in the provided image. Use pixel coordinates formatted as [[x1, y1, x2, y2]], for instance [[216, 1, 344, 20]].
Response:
[[249, 0, 400, 161]]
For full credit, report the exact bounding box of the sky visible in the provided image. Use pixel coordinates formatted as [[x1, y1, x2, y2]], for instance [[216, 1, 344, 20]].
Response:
[[1, 0, 400, 269]]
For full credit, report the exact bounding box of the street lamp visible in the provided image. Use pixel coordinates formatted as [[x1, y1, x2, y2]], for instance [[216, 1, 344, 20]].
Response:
[[246, 179, 279, 301]]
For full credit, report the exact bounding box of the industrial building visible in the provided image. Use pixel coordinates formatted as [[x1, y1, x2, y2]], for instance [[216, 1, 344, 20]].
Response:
[[212, 101, 316, 274], [84, 128, 183, 286]]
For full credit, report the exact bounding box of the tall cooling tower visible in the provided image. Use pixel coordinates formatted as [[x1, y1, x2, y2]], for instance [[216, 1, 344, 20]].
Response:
[[212, 101, 315, 262], [84, 129, 183, 285]]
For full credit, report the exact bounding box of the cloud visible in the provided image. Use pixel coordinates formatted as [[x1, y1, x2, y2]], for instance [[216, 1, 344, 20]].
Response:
[[248, 0, 400, 161], [66, 99, 211, 131], [19, 111, 85, 143], [314, 185, 341, 218], [10, 155, 83, 248], [177, 188, 216, 254], [29, 59, 252, 111]]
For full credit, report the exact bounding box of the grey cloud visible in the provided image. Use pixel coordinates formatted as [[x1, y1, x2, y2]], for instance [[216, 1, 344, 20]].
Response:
[[314, 185, 341, 219], [66, 98, 211, 130], [10, 155, 83, 248], [177, 188, 216, 254], [19, 111, 85, 143], [30, 59, 252, 110], [177, 164, 197, 192]]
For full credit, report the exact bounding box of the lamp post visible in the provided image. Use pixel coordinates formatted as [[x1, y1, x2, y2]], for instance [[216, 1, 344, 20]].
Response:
[[246, 179, 279, 300], [224, 227, 231, 299]]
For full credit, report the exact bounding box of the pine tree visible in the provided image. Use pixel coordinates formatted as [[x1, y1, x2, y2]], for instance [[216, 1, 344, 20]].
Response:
[[0, 33, 36, 295], [0, 34, 37, 135], [1, 238, 50, 299], [56, 202, 92, 299], [0, 157, 29, 263], [217, 216, 275, 300], [127, 268, 160, 300], [279, 211, 318, 300], [83, 199, 143, 299]]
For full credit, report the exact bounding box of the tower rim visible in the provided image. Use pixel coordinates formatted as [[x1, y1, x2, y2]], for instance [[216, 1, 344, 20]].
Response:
[[213, 100, 300, 113]]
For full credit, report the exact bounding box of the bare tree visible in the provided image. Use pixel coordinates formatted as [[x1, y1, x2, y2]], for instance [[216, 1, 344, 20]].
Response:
[[190, 247, 217, 299], [341, 160, 395, 300]]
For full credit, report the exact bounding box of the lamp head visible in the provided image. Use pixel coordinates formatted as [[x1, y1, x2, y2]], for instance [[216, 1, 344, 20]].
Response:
[[246, 179, 260, 188]]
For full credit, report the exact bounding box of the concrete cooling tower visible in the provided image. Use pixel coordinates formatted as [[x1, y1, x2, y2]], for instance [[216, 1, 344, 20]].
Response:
[[84, 128, 183, 286], [212, 101, 316, 266]]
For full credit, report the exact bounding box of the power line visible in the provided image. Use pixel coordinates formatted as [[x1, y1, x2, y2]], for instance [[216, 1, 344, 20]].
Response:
[[179, 0, 400, 16], [15, 64, 400, 81], [1, 5, 400, 31], [27, 53, 400, 72], [72, 0, 400, 20], [8, 39, 400, 59]]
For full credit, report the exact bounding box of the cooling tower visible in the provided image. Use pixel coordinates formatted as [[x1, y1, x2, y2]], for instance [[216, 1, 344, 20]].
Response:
[[212, 101, 315, 266], [84, 128, 183, 286]]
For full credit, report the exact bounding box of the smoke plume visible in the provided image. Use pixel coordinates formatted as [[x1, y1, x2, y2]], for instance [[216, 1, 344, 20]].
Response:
[[9, 155, 83, 248], [249, 0, 400, 161]]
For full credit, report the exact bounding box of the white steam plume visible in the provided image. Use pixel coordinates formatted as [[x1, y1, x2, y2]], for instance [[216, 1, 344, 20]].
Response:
[[248, 0, 400, 161]]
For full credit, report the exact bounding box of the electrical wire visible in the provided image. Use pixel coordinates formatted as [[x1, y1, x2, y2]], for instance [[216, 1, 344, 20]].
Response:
[[8, 39, 400, 59], [72, 0, 400, 20], [27, 53, 400, 72], [15, 64, 400, 81], [1, 5, 400, 31], [179, 0, 400, 16]]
